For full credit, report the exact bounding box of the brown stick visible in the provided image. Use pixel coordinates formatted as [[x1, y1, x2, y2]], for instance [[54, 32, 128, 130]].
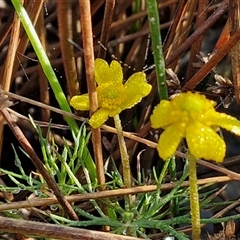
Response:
[[98, 0, 115, 59], [0, 175, 236, 211], [185, 0, 208, 80], [0, 6, 21, 164], [0, 216, 140, 240], [79, 0, 106, 190], [229, 0, 240, 108], [163, 0, 188, 56], [57, 0, 79, 97]]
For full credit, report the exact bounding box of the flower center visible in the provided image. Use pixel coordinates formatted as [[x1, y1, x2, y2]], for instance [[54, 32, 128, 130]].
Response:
[[97, 83, 125, 109]]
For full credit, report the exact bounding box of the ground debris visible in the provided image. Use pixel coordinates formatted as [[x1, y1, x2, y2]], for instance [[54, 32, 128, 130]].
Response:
[[207, 220, 238, 240]]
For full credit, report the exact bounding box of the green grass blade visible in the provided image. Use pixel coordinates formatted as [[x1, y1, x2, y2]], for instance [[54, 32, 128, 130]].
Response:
[[146, 0, 168, 100], [11, 0, 78, 133]]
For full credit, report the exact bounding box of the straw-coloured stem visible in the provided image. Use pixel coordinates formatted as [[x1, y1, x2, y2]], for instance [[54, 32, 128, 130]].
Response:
[[188, 152, 201, 240]]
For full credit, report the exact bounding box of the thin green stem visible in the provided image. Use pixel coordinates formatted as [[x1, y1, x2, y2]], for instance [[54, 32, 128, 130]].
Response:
[[146, 2, 178, 217], [11, 0, 78, 134], [188, 152, 201, 240], [113, 115, 131, 189], [146, 0, 168, 100]]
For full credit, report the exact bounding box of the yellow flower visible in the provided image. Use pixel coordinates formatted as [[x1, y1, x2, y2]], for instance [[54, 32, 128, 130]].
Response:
[[70, 58, 152, 128], [150, 92, 240, 162]]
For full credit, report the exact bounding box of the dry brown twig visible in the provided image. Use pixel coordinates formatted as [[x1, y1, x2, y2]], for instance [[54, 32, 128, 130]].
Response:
[[0, 175, 236, 212], [79, 0, 106, 192], [0, 216, 141, 240]]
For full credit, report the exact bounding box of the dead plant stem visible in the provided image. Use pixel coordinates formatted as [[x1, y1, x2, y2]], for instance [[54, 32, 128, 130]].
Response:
[[185, 0, 208, 80], [98, 0, 115, 59], [0, 175, 236, 212], [0, 216, 140, 240], [229, 0, 240, 107], [57, 1, 79, 97], [0, 7, 21, 164], [79, 0, 106, 190]]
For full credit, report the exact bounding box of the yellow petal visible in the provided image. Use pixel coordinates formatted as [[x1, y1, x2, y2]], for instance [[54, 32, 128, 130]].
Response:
[[158, 122, 186, 160], [89, 108, 110, 128], [94, 59, 122, 85], [185, 121, 226, 162], [203, 110, 240, 136], [94, 59, 111, 85], [121, 72, 151, 109], [110, 60, 123, 84], [150, 100, 184, 129], [70, 94, 90, 110]]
